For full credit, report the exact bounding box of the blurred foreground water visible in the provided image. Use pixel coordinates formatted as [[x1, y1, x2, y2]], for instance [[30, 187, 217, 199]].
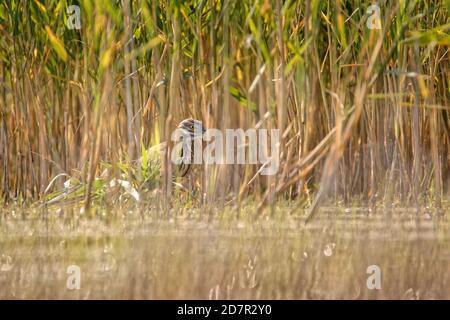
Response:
[[0, 206, 449, 299]]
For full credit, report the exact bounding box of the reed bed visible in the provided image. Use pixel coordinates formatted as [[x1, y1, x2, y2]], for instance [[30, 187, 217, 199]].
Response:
[[0, 1, 450, 300], [0, 0, 449, 214]]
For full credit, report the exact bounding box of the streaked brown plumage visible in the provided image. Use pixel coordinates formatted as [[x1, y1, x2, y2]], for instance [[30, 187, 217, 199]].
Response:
[[137, 119, 205, 183]]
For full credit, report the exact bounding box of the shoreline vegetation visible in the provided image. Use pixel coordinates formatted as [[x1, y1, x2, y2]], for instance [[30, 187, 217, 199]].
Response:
[[0, 1, 449, 215], [0, 1, 449, 300]]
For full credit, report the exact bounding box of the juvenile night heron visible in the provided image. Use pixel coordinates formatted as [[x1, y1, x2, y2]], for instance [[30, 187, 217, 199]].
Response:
[[138, 118, 206, 184]]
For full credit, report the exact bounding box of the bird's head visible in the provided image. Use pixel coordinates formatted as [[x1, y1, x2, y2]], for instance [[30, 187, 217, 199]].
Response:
[[177, 118, 206, 140]]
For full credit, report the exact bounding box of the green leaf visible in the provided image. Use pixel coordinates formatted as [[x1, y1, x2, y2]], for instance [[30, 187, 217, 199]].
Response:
[[45, 25, 68, 61], [230, 86, 257, 111]]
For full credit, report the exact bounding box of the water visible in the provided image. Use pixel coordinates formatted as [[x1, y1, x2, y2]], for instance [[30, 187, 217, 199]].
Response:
[[0, 206, 449, 299]]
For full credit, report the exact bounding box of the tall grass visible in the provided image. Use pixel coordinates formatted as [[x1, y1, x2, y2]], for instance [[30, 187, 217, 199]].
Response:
[[0, 0, 449, 213]]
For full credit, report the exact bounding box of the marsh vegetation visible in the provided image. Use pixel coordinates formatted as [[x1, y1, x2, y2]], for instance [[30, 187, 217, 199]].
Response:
[[0, 0, 449, 299]]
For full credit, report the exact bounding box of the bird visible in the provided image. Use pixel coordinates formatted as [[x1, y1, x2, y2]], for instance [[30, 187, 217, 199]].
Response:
[[44, 119, 206, 206], [137, 118, 206, 187]]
